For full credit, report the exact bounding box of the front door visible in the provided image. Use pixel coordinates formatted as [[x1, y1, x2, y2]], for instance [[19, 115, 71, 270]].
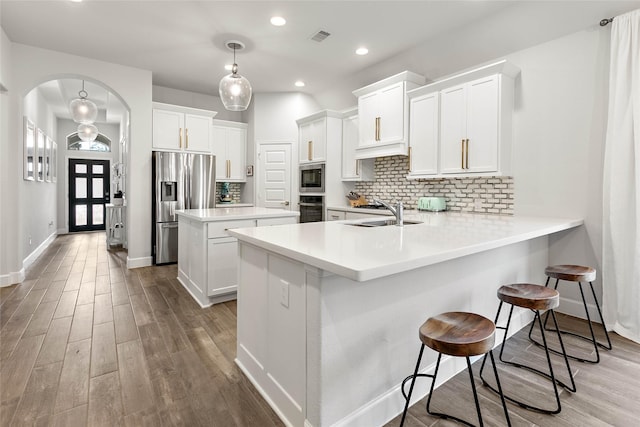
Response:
[[69, 158, 110, 232], [257, 143, 292, 209]]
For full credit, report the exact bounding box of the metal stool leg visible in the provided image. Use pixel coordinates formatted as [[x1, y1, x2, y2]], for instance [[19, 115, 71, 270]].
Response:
[[534, 278, 613, 363], [400, 344, 426, 427], [481, 305, 575, 414]]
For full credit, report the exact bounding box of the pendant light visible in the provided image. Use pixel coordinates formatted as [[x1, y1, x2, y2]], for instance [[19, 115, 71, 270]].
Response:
[[69, 80, 98, 124], [77, 123, 98, 142], [219, 41, 252, 111]]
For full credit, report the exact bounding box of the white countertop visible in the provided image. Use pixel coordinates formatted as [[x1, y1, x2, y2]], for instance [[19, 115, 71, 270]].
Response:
[[228, 212, 583, 281], [215, 203, 254, 208], [176, 207, 299, 222], [327, 205, 395, 215]]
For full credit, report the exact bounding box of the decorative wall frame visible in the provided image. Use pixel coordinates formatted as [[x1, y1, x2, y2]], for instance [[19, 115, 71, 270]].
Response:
[[36, 128, 45, 182], [45, 135, 52, 182], [23, 117, 35, 181], [52, 141, 58, 183]]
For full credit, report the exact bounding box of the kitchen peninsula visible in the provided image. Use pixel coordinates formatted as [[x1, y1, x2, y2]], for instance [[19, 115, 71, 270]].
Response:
[[176, 207, 298, 307], [228, 212, 583, 427]]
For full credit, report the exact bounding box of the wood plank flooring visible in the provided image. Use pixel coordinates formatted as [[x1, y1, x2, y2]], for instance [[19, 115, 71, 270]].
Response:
[[0, 233, 281, 426], [2, 232, 639, 426]]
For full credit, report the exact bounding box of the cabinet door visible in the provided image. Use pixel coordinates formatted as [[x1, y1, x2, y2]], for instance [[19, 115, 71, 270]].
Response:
[[184, 114, 212, 153], [342, 115, 359, 179], [409, 92, 439, 176], [378, 82, 405, 144], [152, 109, 183, 150], [227, 127, 246, 181], [211, 126, 227, 181], [439, 84, 467, 174], [207, 238, 239, 297], [358, 92, 378, 147], [466, 75, 499, 173], [311, 119, 326, 162], [299, 122, 313, 162]]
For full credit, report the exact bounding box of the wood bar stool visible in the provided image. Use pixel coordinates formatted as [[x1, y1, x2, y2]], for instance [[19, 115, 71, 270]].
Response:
[[400, 312, 511, 427], [480, 284, 576, 415], [531, 265, 612, 363]]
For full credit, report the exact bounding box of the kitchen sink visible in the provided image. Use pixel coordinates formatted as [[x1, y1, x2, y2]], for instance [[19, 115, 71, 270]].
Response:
[[347, 219, 423, 227]]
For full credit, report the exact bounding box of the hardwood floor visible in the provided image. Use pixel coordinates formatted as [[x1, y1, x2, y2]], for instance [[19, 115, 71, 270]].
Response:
[[2, 233, 639, 426], [0, 233, 282, 426]]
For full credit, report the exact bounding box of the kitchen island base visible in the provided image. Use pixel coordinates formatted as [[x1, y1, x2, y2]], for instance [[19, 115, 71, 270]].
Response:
[[235, 236, 549, 427]]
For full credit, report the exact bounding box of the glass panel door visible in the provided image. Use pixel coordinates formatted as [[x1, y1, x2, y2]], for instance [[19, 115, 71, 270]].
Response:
[[69, 158, 110, 232]]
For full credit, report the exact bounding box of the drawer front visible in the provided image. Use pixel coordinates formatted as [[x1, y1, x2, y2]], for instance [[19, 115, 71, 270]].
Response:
[[257, 217, 297, 227], [207, 219, 256, 238]]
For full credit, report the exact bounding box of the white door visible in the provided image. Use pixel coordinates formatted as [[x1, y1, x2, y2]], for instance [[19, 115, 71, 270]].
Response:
[[466, 75, 500, 173], [257, 143, 292, 209], [378, 81, 405, 144], [152, 109, 183, 150], [184, 114, 212, 153], [439, 84, 467, 174]]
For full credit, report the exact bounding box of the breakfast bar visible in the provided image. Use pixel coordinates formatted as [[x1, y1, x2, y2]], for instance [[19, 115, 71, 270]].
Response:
[[228, 212, 583, 427]]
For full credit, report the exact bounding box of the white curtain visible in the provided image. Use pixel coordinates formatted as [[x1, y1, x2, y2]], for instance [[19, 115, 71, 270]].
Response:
[[603, 9, 640, 344]]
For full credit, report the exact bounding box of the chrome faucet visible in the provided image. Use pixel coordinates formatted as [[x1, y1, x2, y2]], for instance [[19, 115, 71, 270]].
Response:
[[373, 199, 404, 226]]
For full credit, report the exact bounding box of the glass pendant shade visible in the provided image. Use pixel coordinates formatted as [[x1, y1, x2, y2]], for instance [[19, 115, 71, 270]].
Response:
[[70, 98, 98, 123], [77, 123, 98, 142], [70, 81, 98, 124], [219, 63, 252, 112]]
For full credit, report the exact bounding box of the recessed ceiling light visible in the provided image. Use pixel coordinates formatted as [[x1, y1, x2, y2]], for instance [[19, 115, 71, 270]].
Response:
[[224, 64, 233, 71], [70, 0, 83, 3], [295, 81, 305, 88], [356, 47, 369, 56], [270, 16, 286, 26]]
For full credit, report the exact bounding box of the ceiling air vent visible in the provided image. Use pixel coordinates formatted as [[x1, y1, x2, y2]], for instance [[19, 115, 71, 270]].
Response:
[[310, 30, 331, 42]]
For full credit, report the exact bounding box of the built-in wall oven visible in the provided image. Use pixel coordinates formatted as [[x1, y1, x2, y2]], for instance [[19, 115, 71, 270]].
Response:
[[299, 195, 324, 223], [300, 163, 325, 193]]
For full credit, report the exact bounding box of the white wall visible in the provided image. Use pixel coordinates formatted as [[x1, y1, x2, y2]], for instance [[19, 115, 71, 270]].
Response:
[[246, 92, 321, 205], [5, 42, 152, 274], [56, 119, 121, 233], [0, 27, 21, 285], [21, 87, 58, 261]]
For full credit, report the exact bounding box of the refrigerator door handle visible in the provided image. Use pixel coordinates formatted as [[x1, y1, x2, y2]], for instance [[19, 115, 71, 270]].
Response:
[[161, 223, 179, 229]]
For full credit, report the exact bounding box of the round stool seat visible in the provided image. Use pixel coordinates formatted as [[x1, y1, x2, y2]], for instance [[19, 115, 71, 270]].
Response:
[[498, 283, 559, 311], [420, 312, 495, 357], [545, 265, 596, 282]]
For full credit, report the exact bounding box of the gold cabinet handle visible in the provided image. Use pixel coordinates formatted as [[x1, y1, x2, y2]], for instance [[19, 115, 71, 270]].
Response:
[[465, 139, 469, 169], [179, 128, 183, 149], [355, 160, 359, 176], [375, 117, 381, 141], [461, 139, 465, 169], [185, 128, 189, 149], [226, 159, 230, 178], [308, 140, 313, 161], [408, 146, 412, 172]]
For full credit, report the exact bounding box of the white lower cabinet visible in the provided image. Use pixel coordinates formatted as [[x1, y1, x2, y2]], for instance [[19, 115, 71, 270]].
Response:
[[178, 214, 297, 307], [326, 209, 346, 221]]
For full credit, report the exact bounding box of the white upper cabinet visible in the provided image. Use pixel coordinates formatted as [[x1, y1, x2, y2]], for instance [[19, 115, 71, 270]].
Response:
[[212, 119, 247, 182], [440, 75, 501, 174], [341, 108, 374, 181], [152, 102, 216, 153], [407, 91, 439, 177], [296, 110, 341, 164], [407, 60, 519, 179], [352, 71, 425, 160]]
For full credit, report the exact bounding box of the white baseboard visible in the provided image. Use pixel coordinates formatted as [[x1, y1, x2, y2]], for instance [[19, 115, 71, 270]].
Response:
[[23, 232, 57, 270], [126, 256, 152, 269], [331, 308, 535, 427], [0, 268, 25, 287]]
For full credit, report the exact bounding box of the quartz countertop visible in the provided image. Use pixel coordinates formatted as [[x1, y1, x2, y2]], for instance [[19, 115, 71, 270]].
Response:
[[227, 212, 583, 281], [176, 207, 299, 222], [326, 205, 396, 215]]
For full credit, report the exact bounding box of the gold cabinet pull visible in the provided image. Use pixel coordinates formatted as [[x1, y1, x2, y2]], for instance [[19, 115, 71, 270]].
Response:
[[408, 146, 412, 172], [461, 139, 465, 169], [355, 160, 359, 176], [185, 128, 189, 149], [465, 139, 469, 169], [179, 128, 183, 149], [226, 159, 230, 178], [375, 117, 381, 141], [308, 140, 313, 161]]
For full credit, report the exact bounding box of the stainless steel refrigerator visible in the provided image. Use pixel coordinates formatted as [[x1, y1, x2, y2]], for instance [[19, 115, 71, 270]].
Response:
[[152, 151, 215, 264]]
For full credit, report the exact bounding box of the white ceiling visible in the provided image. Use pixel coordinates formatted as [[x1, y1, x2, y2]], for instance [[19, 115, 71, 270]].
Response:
[[2, 1, 640, 104]]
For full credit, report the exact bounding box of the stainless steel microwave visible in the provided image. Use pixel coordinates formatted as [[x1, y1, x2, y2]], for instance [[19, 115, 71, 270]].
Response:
[[300, 163, 325, 193]]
